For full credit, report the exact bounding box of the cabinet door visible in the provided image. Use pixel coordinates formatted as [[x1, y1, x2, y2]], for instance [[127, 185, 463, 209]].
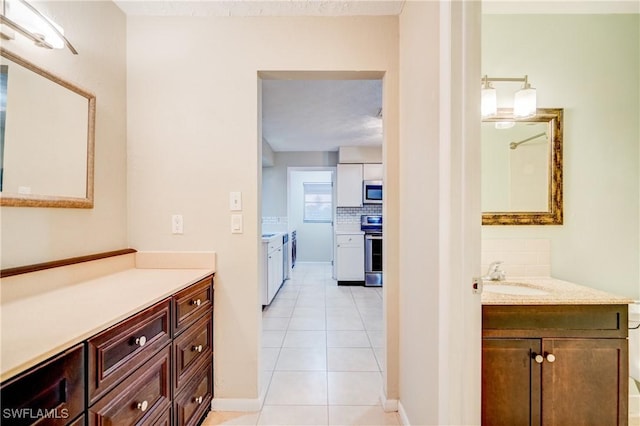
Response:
[[336, 234, 364, 281], [337, 164, 363, 207], [541, 339, 627, 426], [363, 163, 383, 180], [482, 338, 541, 426]]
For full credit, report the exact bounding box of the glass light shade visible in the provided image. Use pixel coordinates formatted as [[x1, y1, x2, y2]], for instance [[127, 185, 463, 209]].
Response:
[[481, 86, 497, 117], [514, 87, 536, 117], [5, 0, 65, 49]]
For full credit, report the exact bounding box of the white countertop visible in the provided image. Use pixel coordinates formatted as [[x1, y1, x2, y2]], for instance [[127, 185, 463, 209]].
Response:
[[481, 276, 634, 306], [0, 267, 214, 382], [262, 232, 285, 243], [335, 230, 365, 235]]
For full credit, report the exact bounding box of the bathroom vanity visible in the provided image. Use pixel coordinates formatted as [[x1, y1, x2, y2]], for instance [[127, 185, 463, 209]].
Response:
[[482, 278, 631, 426], [0, 250, 216, 426]]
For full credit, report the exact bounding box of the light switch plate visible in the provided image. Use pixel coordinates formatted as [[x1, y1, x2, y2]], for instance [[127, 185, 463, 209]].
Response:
[[230, 191, 242, 211], [231, 214, 243, 233]]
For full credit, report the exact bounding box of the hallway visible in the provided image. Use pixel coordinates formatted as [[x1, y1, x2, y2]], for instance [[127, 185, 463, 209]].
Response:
[[205, 263, 398, 425]]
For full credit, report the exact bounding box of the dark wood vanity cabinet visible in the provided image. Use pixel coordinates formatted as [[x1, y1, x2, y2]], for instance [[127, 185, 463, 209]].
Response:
[[1, 274, 214, 426], [482, 304, 629, 426], [0, 344, 85, 426], [171, 277, 214, 426]]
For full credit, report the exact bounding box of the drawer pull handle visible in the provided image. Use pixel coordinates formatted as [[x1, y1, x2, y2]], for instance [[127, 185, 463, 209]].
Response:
[[545, 353, 556, 363], [135, 336, 147, 347], [137, 400, 149, 412], [191, 299, 202, 307], [194, 396, 203, 404], [192, 344, 204, 353], [533, 353, 544, 364]]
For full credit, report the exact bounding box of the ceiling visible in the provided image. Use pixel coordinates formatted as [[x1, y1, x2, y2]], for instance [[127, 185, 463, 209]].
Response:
[[262, 79, 382, 152], [114, 0, 406, 17]]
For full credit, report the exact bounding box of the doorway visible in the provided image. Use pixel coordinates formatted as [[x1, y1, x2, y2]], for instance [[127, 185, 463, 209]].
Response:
[[258, 71, 390, 411]]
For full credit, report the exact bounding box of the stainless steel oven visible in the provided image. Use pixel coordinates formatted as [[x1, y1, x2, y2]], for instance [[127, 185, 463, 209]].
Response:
[[361, 215, 383, 287]]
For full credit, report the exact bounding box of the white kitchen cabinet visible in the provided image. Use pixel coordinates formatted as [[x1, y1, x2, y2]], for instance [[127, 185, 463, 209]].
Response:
[[262, 236, 283, 305], [337, 163, 363, 207], [335, 233, 365, 282], [363, 163, 383, 181]]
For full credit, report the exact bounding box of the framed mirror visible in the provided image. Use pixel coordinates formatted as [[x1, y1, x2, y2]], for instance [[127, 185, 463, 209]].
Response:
[[482, 108, 563, 225], [0, 48, 95, 208]]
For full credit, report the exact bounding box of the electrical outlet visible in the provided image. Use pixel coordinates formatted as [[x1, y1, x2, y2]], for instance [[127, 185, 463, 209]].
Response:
[[172, 215, 184, 234]]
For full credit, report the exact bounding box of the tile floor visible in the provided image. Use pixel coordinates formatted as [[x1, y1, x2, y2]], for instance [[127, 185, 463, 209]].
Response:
[[203, 263, 399, 425]]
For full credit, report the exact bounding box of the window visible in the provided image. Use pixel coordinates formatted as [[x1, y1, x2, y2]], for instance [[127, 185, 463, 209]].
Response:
[[303, 182, 332, 223]]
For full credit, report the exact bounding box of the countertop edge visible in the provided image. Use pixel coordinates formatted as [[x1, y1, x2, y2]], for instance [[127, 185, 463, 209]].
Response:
[[0, 268, 214, 382]]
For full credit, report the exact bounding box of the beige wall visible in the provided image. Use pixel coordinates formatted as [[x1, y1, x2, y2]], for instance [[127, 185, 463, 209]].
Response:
[[0, 1, 128, 268], [127, 15, 400, 402], [398, 2, 481, 424], [482, 14, 640, 300]]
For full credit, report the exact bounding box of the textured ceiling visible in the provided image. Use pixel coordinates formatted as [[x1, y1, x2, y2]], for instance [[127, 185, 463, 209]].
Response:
[[114, 0, 406, 17], [262, 79, 383, 152]]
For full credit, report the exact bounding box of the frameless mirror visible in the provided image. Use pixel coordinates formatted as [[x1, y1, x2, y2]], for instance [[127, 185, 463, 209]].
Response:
[[482, 108, 563, 225], [0, 48, 95, 208]]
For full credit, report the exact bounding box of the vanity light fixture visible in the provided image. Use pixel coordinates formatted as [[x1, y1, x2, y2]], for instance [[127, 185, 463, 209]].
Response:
[[0, 0, 77, 54], [481, 75, 537, 118]]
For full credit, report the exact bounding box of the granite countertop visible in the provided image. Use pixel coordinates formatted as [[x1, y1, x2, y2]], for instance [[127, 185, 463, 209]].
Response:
[[481, 276, 634, 306], [0, 267, 214, 382]]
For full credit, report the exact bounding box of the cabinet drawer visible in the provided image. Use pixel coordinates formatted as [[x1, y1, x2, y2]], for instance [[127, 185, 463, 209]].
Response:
[[88, 345, 171, 426], [483, 304, 628, 338], [173, 360, 213, 426], [151, 408, 171, 426], [173, 277, 213, 336], [0, 344, 84, 426], [173, 312, 212, 392], [88, 299, 171, 404], [67, 414, 85, 426], [336, 234, 363, 247]]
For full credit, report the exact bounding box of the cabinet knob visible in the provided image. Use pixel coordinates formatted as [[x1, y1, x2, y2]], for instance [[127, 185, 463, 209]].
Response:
[[194, 396, 204, 404], [191, 299, 202, 307], [533, 353, 544, 364], [545, 353, 556, 363], [192, 344, 204, 353], [137, 400, 149, 412], [135, 336, 147, 347]]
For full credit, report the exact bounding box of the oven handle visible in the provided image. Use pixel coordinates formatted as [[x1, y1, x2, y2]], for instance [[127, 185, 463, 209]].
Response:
[[365, 234, 383, 240]]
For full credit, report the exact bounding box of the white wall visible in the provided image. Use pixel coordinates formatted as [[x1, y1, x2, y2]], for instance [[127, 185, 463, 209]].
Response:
[[0, 1, 128, 268], [482, 14, 640, 300], [289, 170, 334, 262], [398, 2, 481, 424], [262, 151, 338, 217], [127, 15, 399, 403]]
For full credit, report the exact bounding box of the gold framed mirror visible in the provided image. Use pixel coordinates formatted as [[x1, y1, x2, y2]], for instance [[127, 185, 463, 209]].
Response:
[[482, 108, 563, 225], [0, 48, 95, 208]]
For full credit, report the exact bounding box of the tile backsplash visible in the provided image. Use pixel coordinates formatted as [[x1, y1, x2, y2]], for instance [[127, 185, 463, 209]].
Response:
[[336, 205, 383, 224], [481, 239, 551, 277]]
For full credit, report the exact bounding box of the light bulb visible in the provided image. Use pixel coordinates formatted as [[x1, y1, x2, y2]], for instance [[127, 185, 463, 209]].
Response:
[[481, 85, 497, 117]]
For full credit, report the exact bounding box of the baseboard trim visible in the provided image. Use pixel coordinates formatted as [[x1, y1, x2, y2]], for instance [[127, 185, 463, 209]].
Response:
[[211, 397, 263, 412], [379, 389, 399, 412], [398, 401, 410, 426]]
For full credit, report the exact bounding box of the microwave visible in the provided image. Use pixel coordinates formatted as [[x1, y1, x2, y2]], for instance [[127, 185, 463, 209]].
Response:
[[363, 180, 383, 204]]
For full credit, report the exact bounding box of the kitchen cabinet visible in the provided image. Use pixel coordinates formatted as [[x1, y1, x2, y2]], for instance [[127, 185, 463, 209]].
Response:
[[482, 304, 628, 426], [262, 236, 283, 305], [337, 163, 363, 207], [363, 163, 383, 180], [335, 233, 365, 282]]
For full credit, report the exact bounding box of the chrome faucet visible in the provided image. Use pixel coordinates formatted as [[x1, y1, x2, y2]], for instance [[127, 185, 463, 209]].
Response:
[[483, 261, 506, 281]]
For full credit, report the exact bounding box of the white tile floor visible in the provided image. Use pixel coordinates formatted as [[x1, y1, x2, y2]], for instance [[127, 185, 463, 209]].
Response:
[[203, 263, 399, 426]]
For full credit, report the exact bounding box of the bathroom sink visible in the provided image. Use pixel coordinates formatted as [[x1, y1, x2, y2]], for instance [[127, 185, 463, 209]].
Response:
[[484, 282, 549, 296]]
